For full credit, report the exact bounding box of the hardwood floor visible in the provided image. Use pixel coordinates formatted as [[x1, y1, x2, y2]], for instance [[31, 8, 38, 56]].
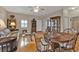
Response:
[[17, 34, 36, 52], [16, 34, 79, 52], [17, 41, 36, 52]]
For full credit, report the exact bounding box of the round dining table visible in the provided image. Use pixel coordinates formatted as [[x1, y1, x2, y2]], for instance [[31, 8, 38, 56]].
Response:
[[50, 32, 75, 43], [46, 32, 76, 52]]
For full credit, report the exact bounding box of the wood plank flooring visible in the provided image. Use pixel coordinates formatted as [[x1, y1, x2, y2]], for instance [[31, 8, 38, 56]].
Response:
[[17, 41, 36, 52], [16, 34, 79, 52], [16, 35, 36, 52]]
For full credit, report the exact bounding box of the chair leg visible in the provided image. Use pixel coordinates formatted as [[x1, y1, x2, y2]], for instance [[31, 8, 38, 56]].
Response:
[[44, 46, 46, 51], [59, 47, 62, 52], [1, 45, 3, 52], [73, 49, 75, 52]]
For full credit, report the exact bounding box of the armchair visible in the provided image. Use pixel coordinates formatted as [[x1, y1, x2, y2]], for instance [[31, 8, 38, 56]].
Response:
[[35, 32, 49, 52], [63, 28, 77, 34]]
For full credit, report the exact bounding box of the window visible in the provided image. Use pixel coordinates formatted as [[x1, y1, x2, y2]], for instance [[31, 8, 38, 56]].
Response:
[[21, 20, 28, 28]]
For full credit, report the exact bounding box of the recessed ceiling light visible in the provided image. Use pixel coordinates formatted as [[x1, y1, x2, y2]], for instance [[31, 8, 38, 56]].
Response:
[[68, 7, 77, 10], [36, 6, 39, 9], [34, 9, 39, 12], [71, 7, 75, 10], [33, 6, 39, 12]]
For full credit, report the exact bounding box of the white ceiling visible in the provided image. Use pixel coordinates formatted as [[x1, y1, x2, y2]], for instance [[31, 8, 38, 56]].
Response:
[[2, 6, 69, 16]]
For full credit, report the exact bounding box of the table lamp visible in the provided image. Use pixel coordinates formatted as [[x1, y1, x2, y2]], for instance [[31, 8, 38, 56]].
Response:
[[10, 22, 16, 29]]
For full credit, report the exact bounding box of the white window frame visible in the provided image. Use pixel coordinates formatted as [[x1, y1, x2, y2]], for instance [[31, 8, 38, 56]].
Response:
[[21, 20, 28, 28]]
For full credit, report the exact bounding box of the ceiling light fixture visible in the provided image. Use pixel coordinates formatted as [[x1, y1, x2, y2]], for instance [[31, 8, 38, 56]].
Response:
[[34, 9, 39, 12], [34, 6, 39, 12], [71, 7, 75, 10], [68, 7, 77, 10]]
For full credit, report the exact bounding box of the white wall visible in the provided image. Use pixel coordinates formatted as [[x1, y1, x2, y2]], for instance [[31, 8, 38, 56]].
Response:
[[42, 8, 79, 32], [7, 12, 44, 33], [42, 9, 74, 32], [0, 7, 74, 33], [42, 9, 64, 32], [0, 7, 8, 25], [0, 7, 46, 33], [63, 17, 71, 30], [42, 19, 47, 32], [63, 8, 79, 30], [36, 20, 42, 31]]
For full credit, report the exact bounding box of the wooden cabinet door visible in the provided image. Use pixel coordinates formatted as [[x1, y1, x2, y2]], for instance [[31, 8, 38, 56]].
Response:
[[49, 16, 61, 32], [31, 19, 36, 33]]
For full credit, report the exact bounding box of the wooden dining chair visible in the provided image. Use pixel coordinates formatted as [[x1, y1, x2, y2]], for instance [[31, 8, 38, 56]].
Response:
[[63, 28, 77, 35], [35, 32, 49, 52], [44, 32, 61, 52], [50, 42, 61, 52], [60, 33, 78, 52]]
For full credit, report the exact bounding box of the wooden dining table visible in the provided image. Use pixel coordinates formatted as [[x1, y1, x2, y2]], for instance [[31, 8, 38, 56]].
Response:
[[45, 32, 76, 52], [49, 32, 75, 43]]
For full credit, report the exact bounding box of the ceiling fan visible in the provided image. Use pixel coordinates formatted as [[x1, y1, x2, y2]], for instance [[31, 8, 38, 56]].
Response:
[[33, 6, 45, 12], [22, 6, 46, 16], [27, 6, 45, 13]]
